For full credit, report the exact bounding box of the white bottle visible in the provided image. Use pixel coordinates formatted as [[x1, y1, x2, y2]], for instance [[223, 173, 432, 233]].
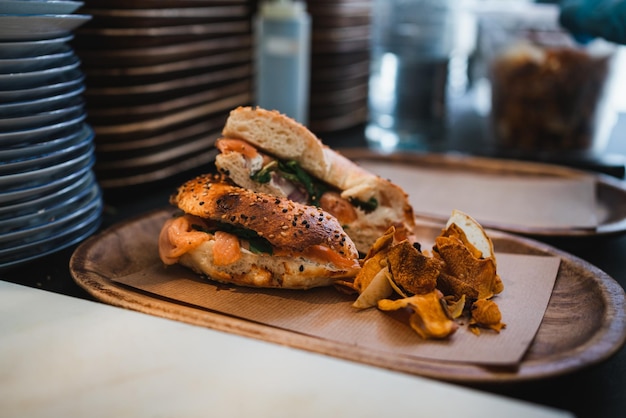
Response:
[[255, 0, 311, 125]]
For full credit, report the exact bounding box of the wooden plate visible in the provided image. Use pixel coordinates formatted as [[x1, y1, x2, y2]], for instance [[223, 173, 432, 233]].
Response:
[[95, 130, 219, 172], [341, 150, 626, 237], [77, 21, 249, 36], [80, 0, 249, 9], [83, 63, 251, 100], [70, 208, 626, 383], [82, 55, 250, 89], [74, 21, 250, 48], [75, 36, 251, 67], [312, 25, 370, 43], [94, 148, 218, 190], [94, 113, 228, 152], [309, 105, 367, 133], [311, 37, 368, 54], [80, 6, 250, 22], [309, 98, 367, 120], [83, 49, 250, 80], [86, 80, 249, 125], [311, 77, 368, 99], [312, 14, 370, 28], [312, 51, 370, 68], [307, 1, 371, 17], [311, 59, 369, 82], [89, 92, 249, 141]]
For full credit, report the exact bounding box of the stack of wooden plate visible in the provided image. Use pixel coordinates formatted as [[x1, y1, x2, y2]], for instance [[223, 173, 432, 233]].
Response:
[[306, 0, 371, 134], [72, 0, 253, 191]]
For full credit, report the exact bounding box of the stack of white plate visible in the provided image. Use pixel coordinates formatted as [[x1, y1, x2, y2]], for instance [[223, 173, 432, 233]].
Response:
[[0, 1, 101, 270], [71, 0, 253, 191]]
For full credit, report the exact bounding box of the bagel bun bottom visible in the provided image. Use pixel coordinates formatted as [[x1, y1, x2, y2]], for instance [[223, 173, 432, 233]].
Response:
[[179, 239, 359, 290]]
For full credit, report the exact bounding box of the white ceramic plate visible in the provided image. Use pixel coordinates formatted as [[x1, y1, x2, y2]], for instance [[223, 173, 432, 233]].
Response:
[[0, 189, 101, 246], [0, 14, 91, 41], [0, 46, 74, 73], [0, 209, 101, 270], [0, 171, 93, 225], [0, 150, 95, 206], [0, 103, 84, 131], [0, 175, 98, 234], [0, 54, 80, 89], [0, 122, 91, 161], [0, 191, 101, 269], [0, 112, 85, 147], [0, 168, 93, 220], [0, 159, 91, 205], [0, 84, 84, 116], [0, 1, 83, 15], [0, 143, 93, 190], [0, 34, 72, 58], [0, 126, 91, 175], [0, 69, 83, 102]]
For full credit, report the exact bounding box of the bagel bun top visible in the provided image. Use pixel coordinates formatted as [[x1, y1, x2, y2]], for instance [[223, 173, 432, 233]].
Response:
[[171, 174, 359, 260]]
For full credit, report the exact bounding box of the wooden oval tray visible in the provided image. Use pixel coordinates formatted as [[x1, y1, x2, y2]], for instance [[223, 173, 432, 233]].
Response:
[[342, 150, 626, 237], [70, 208, 626, 383]]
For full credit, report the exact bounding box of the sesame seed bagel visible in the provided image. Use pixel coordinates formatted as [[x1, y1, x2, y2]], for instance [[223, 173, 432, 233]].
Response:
[[159, 174, 361, 289], [172, 174, 358, 258]]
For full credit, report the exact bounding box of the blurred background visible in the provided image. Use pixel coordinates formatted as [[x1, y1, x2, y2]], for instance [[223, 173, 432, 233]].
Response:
[[71, 0, 626, 194]]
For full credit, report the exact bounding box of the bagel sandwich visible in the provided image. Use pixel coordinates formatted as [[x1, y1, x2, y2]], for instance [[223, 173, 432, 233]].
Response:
[[158, 174, 361, 289], [214, 106, 416, 254]]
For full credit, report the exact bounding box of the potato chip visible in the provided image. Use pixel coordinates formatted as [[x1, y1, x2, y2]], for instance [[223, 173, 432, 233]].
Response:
[[445, 209, 495, 261], [353, 267, 393, 309], [445, 294, 467, 319], [378, 291, 458, 339], [435, 235, 501, 300], [353, 249, 389, 293], [387, 273, 409, 298], [470, 299, 506, 335], [387, 241, 443, 296], [441, 222, 484, 260]]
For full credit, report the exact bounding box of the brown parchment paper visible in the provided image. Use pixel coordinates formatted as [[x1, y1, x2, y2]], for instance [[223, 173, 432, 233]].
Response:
[[358, 162, 598, 229], [113, 252, 560, 366]]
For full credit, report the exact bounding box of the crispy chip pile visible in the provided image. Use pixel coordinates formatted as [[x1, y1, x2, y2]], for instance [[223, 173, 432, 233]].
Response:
[[349, 211, 506, 339]]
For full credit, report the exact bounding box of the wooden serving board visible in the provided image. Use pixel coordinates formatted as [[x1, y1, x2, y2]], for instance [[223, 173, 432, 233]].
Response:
[[70, 209, 626, 383]]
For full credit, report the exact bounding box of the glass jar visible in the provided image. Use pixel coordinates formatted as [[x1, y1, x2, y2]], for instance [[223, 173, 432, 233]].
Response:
[[478, 2, 616, 156]]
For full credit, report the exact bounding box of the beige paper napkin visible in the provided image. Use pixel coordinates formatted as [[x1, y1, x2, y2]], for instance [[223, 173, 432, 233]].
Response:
[[358, 162, 598, 229], [114, 252, 560, 366]]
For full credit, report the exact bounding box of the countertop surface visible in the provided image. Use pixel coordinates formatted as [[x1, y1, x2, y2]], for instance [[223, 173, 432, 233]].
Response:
[[2, 119, 626, 418], [0, 279, 572, 418]]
